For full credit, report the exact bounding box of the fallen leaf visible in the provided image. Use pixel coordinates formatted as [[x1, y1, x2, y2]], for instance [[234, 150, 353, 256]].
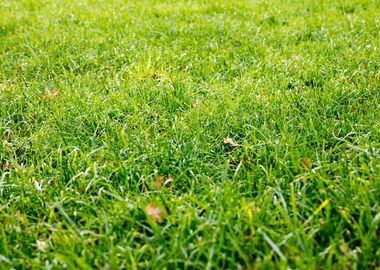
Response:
[[153, 175, 173, 190], [36, 240, 48, 252], [292, 157, 312, 174], [224, 137, 239, 147], [145, 203, 167, 223], [3, 130, 10, 137], [0, 162, 9, 170], [301, 157, 312, 171], [153, 176, 165, 190], [43, 89, 59, 100]]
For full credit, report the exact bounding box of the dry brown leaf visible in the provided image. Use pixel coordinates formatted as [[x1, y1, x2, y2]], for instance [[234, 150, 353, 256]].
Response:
[[301, 157, 312, 171], [153, 175, 173, 190], [0, 162, 9, 170], [224, 137, 239, 147], [153, 176, 165, 190], [36, 240, 48, 252], [43, 89, 59, 100], [145, 203, 167, 223], [292, 157, 312, 174]]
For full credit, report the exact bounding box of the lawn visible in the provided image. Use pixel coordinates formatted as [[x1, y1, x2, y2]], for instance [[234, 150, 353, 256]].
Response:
[[1, 0, 380, 268]]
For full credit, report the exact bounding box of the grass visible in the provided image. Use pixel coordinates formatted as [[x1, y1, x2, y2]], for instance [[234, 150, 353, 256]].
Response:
[[1, 0, 380, 268]]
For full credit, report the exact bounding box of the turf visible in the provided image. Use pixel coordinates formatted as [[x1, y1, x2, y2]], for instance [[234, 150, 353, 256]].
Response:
[[1, 0, 380, 269]]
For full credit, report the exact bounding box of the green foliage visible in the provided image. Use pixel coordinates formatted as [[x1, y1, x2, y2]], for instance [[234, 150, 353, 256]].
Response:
[[1, 0, 379, 268]]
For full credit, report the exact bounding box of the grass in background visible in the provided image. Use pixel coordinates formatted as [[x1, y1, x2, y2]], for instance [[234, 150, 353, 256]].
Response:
[[1, 0, 380, 268]]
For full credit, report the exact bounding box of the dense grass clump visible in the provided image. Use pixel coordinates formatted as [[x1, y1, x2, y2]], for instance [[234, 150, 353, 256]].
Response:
[[1, 0, 379, 268]]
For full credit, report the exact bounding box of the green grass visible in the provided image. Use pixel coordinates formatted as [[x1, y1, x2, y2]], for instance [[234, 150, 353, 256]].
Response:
[[1, 0, 380, 268]]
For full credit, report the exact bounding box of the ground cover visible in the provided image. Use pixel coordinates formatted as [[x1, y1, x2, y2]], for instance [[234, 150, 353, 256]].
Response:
[[0, 0, 379, 268]]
